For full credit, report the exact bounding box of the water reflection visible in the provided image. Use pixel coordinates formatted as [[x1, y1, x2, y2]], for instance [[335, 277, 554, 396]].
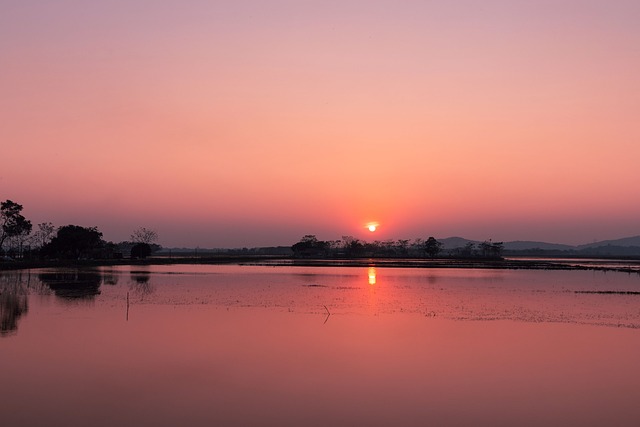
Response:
[[102, 268, 119, 286], [0, 272, 28, 336], [3, 269, 105, 335], [130, 268, 154, 298], [38, 271, 102, 300], [3, 264, 640, 335], [366, 267, 381, 315], [368, 267, 376, 285], [2, 264, 640, 427]]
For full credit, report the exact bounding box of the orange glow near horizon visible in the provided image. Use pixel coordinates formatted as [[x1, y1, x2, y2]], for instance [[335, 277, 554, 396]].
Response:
[[1, 1, 639, 247]]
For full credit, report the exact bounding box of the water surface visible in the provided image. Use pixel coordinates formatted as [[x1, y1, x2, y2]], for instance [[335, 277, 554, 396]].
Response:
[[2, 265, 639, 426]]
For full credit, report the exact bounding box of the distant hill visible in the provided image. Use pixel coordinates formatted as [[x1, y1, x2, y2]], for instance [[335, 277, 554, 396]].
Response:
[[440, 237, 573, 251], [500, 235, 640, 257], [439, 237, 476, 250], [440, 235, 640, 253], [577, 235, 640, 250]]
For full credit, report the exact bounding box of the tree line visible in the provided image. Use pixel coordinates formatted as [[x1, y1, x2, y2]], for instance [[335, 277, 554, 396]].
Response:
[[0, 200, 160, 261], [292, 235, 503, 259], [2, 199, 504, 262]]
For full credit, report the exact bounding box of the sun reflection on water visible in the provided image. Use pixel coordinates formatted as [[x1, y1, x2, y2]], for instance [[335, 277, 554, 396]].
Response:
[[368, 267, 376, 285]]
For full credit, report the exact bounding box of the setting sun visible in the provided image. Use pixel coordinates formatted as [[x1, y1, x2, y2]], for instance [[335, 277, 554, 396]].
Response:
[[368, 224, 377, 232]]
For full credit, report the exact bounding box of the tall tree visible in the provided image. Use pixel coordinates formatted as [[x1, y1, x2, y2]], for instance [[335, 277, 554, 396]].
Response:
[[479, 241, 493, 258], [478, 240, 503, 259], [424, 237, 443, 258], [0, 200, 32, 251], [33, 222, 55, 248], [490, 241, 504, 259], [460, 242, 476, 258], [396, 239, 410, 256], [130, 227, 158, 245]]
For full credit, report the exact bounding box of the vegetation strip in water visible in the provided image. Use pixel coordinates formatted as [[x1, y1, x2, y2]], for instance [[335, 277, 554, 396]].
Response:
[[575, 291, 640, 295]]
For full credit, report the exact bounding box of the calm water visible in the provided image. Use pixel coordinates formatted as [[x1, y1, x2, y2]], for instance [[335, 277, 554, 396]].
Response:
[[2, 265, 640, 426]]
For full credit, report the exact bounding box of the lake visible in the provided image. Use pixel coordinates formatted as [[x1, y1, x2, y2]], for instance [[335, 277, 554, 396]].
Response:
[[2, 264, 640, 426]]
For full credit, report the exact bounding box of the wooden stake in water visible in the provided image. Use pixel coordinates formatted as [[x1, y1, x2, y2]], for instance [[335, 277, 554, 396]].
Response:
[[126, 291, 129, 321]]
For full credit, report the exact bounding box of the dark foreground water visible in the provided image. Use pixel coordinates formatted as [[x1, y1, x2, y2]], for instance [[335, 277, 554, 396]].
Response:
[[2, 265, 640, 426]]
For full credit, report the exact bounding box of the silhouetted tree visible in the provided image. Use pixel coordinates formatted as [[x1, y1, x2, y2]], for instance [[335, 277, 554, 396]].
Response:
[[341, 236, 366, 257], [0, 200, 32, 253], [490, 241, 504, 258], [479, 240, 504, 259], [409, 238, 425, 256], [424, 237, 443, 258], [131, 242, 152, 259], [32, 222, 55, 248], [131, 227, 158, 245], [369, 240, 393, 257], [396, 239, 410, 256], [292, 235, 329, 257], [460, 242, 476, 258], [479, 241, 492, 258], [42, 225, 106, 259]]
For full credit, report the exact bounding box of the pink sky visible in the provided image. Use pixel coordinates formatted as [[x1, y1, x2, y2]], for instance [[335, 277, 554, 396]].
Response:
[[1, 0, 639, 247]]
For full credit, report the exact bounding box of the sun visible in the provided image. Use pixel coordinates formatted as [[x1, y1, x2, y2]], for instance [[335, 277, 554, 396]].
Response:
[[365, 222, 379, 232]]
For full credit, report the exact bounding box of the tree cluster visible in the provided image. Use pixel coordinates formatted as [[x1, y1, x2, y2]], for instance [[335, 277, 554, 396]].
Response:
[[0, 201, 32, 258], [291, 235, 503, 259], [0, 199, 160, 261], [292, 235, 449, 258], [291, 235, 330, 257]]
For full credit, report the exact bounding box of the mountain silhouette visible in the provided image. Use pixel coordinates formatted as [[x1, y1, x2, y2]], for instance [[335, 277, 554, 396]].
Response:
[[439, 235, 640, 253]]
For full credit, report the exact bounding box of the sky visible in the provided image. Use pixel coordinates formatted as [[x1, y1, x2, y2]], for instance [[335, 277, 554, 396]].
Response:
[[1, 0, 639, 248]]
